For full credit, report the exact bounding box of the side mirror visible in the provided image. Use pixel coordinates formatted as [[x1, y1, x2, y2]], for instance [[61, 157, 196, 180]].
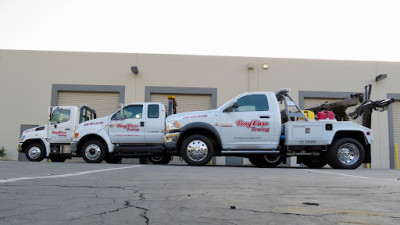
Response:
[[48, 107, 53, 121], [119, 103, 124, 117], [223, 102, 239, 113], [114, 113, 126, 121], [113, 104, 126, 120]]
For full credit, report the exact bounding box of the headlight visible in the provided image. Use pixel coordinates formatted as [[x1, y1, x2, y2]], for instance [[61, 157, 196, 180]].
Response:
[[19, 135, 26, 142], [166, 121, 181, 133]]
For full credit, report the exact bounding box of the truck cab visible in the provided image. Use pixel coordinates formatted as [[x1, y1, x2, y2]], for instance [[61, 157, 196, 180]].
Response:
[[164, 92, 282, 165], [18, 106, 96, 162], [73, 102, 171, 163]]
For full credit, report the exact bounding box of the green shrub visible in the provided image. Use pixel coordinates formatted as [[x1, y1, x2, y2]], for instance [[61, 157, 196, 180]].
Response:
[[0, 147, 6, 157]]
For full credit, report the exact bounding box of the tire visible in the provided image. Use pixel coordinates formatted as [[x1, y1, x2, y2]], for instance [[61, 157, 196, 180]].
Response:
[[49, 155, 67, 162], [25, 143, 46, 162], [301, 155, 327, 168], [148, 154, 172, 164], [104, 154, 122, 164], [81, 140, 107, 163], [327, 138, 365, 169], [248, 156, 262, 167], [181, 135, 214, 166], [249, 154, 282, 168]]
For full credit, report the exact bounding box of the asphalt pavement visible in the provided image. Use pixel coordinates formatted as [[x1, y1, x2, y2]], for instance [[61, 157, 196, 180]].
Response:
[[0, 161, 399, 225]]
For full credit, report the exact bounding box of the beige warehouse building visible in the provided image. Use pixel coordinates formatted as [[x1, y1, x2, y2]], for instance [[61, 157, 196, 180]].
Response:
[[0, 49, 399, 169]]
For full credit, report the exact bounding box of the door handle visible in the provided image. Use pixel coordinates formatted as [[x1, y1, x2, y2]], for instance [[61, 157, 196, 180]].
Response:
[[260, 115, 270, 119], [140, 122, 145, 127], [65, 128, 70, 130]]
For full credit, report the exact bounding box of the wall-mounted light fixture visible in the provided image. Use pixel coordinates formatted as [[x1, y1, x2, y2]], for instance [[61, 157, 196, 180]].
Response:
[[375, 74, 387, 82], [131, 66, 139, 75], [263, 63, 269, 69]]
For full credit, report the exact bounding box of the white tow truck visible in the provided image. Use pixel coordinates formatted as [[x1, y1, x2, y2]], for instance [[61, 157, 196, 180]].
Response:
[[71, 97, 178, 164], [18, 106, 96, 162], [164, 89, 374, 169]]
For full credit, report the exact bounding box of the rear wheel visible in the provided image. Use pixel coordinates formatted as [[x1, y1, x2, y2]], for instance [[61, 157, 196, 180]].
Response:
[[249, 154, 282, 168], [49, 155, 67, 162], [104, 154, 122, 164], [301, 155, 327, 168], [328, 138, 365, 169], [248, 156, 262, 167], [25, 143, 46, 162], [81, 140, 107, 163], [181, 135, 214, 166], [148, 154, 172, 164]]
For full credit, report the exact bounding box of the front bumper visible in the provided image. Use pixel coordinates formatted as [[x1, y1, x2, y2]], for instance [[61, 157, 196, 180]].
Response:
[[164, 133, 180, 149], [17, 143, 23, 152], [71, 142, 78, 153]]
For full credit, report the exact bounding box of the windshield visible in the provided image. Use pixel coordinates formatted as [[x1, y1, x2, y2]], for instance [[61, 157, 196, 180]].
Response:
[[51, 109, 71, 124]]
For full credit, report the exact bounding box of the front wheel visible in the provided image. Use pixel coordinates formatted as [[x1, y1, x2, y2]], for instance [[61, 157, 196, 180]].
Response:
[[181, 135, 214, 166], [81, 140, 107, 163], [148, 154, 172, 164], [25, 143, 46, 162], [328, 138, 365, 169]]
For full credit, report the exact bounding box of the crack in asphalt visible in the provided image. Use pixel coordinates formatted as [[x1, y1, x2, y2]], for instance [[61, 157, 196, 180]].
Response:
[[238, 208, 347, 218], [125, 201, 150, 225], [94, 191, 149, 225], [236, 207, 400, 220]]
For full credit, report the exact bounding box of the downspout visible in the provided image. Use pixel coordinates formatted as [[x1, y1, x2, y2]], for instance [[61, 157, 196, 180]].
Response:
[[247, 63, 255, 92]]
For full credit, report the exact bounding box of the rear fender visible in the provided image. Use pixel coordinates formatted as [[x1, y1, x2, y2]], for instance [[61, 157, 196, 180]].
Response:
[[331, 131, 371, 163]]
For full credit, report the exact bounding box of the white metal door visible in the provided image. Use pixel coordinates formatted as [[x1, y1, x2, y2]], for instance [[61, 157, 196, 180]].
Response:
[[220, 94, 275, 149], [144, 104, 165, 144], [108, 105, 145, 144], [48, 108, 73, 143]]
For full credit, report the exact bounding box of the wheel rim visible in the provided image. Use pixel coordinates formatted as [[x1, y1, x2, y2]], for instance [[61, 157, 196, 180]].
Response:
[[337, 143, 360, 165], [28, 147, 41, 160], [186, 140, 208, 162], [85, 144, 101, 160], [264, 154, 280, 164]]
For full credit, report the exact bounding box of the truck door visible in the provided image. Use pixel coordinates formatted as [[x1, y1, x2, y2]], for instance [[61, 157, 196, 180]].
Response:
[[48, 108, 73, 143], [109, 105, 145, 144], [220, 94, 276, 149], [144, 104, 164, 144]]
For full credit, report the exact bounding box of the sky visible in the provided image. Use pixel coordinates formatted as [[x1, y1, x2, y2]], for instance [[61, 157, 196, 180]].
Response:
[[1, 0, 400, 61]]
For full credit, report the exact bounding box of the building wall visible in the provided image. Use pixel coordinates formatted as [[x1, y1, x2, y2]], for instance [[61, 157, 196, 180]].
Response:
[[0, 50, 398, 168]]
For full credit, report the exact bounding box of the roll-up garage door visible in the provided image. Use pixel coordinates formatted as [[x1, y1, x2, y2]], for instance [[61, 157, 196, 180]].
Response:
[[150, 93, 212, 113], [391, 101, 400, 168], [57, 91, 120, 117], [303, 98, 361, 124]]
